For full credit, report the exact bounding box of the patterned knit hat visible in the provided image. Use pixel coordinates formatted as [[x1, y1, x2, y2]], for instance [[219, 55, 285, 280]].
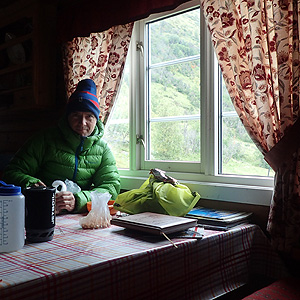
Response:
[[67, 79, 100, 120]]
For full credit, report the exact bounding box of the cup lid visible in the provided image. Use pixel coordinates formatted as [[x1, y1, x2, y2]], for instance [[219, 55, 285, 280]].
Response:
[[0, 181, 21, 195], [25, 186, 56, 192]]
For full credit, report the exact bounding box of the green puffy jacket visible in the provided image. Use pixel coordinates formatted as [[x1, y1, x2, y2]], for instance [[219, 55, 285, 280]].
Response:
[[3, 115, 121, 213]]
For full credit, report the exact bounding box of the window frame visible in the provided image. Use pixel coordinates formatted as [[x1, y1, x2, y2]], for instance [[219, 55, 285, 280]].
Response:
[[116, 0, 274, 206], [143, 9, 201, 172]]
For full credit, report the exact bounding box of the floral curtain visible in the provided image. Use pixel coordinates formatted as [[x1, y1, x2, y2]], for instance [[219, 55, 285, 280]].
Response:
[[200, 0, 300, 254], [62, 23, 134, 124]]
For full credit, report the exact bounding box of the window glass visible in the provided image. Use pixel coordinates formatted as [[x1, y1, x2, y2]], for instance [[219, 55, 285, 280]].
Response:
[[146, 8, 200, 163], [220, 81, 274, 177], [150, 119, 200, 161], [149, 10, 200, 63], [103, 54, 130, 169]]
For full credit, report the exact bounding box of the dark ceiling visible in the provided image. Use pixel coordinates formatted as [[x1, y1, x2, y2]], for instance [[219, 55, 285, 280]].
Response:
[[0, 0, 68, 10], [0, 0, 17, 8]]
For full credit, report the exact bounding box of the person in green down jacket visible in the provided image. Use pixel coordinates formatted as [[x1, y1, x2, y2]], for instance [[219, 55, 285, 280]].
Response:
[[3, 78, 120, 214]]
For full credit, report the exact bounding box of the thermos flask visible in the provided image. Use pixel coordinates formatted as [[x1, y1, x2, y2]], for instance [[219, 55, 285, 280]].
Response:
[[0, 181, 25, 252], [24, 186, 56, 242]]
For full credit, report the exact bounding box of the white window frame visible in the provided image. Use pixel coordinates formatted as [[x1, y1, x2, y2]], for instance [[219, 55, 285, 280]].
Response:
[[142, 8, 201, 174], [117, 0, 274, 206]]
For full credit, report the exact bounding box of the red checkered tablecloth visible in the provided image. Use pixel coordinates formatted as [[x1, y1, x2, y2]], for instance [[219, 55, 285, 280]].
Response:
[[0, 214, 288, 300]]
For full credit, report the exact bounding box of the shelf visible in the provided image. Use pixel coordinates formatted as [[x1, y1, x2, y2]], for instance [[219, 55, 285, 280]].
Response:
[[0, 61, 32, 76], [0, 32, 33, 51], [0, 0, 59, 156], [0, 85, 32, 96], [0, 0, 57, 111]]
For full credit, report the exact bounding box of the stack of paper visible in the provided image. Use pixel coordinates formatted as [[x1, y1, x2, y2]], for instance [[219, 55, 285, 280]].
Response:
[[185, 206, 252, 231]]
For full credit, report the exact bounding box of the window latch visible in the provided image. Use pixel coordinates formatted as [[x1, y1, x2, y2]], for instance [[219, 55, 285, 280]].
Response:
[[136, 41, 144, 57], [136, 134, 146, 148]]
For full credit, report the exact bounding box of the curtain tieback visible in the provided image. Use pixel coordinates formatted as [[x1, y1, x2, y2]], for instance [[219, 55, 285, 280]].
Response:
[[264, 118, 300, 172]]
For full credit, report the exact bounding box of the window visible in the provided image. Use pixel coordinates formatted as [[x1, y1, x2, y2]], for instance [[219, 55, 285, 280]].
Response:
[[219, 74, 274, 177], [145, 9, 200, 164], [103, 54, 130, 169], [104, 0, 274, 205]]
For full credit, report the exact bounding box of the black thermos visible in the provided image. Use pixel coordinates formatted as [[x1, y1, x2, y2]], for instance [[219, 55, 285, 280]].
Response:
[[24, 186, 56, 242]]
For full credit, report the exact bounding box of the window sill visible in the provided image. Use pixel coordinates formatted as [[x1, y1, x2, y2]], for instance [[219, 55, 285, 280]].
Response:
[[119, 170, 273, 206]]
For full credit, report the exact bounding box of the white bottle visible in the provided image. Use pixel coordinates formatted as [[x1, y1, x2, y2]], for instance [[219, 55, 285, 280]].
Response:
[[0, 181, 25, 252]]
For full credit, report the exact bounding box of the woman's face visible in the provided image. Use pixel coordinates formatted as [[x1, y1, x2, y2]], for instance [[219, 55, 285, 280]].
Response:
[[68, 111, 97, 137]]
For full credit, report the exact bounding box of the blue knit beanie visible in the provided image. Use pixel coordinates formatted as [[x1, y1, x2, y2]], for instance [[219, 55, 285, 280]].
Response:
[[67, 79, 100, 120]]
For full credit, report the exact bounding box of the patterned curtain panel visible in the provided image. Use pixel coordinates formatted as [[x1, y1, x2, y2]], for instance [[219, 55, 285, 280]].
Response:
[[62, 23, 134, 124], [201, 0, 300, 254]]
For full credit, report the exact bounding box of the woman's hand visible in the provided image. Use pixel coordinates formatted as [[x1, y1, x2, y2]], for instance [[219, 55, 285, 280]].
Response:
[[55, 191, 76, 214]]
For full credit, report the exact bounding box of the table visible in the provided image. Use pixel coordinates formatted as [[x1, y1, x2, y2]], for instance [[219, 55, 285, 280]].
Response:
[[0, 214, 288, 300]]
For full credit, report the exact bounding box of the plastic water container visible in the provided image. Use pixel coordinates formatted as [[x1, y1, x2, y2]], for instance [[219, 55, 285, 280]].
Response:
[[0, 181, 25, 252]]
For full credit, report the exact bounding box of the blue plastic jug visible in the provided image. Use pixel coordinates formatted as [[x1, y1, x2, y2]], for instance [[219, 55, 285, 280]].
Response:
[[0, 181, 25, 252]]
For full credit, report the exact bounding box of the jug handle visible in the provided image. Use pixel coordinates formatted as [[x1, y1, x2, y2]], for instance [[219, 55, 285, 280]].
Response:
[[52, 180, 67, 192], [0, 181, 12, 187]]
